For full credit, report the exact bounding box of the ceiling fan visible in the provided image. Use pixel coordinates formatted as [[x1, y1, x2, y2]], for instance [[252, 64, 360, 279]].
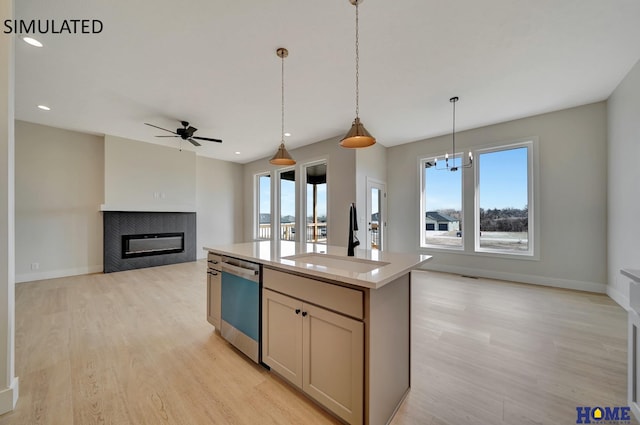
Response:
[[144, 121, 223, 147]]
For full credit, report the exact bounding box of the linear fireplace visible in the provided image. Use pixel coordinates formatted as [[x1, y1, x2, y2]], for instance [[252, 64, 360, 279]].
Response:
[[103, 211, 196, 273], [122, 232, 184, 259]]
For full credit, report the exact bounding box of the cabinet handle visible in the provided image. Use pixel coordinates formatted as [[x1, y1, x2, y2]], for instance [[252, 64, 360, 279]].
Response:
[[301, 311, 308, 317], [295, 309, 301, 315], [208, 260, 219, 264], [208, 271, 218, 276]]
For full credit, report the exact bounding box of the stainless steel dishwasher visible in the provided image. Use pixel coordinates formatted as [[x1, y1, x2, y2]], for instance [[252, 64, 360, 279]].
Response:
[[220, 256, 261, 363]]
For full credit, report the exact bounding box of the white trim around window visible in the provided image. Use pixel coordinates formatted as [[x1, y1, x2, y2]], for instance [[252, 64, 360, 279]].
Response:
[[473, 138, 539, 260], [418, 137, 540, 260]]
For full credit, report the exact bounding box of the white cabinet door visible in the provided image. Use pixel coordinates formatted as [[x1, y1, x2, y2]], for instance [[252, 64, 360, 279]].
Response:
[[302, 303, 364, 425], [262, 289, 303, 388]]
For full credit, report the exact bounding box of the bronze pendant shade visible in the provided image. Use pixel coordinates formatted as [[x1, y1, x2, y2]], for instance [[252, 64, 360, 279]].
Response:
[[270, 142, 295, 165], [339, 117, 376, 148]]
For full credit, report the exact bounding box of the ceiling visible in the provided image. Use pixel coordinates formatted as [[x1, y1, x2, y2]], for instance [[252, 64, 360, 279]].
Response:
[[14, 0, 640, 164]]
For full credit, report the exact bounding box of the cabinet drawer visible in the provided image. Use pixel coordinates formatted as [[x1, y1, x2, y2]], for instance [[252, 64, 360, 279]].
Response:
[[207, 252, 222, 267], [264, 268, 363, 320]]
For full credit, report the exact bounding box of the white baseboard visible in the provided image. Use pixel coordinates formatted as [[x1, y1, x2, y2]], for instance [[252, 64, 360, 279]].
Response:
[[0, 377, 19, 415], [15, 265, 103, 283], [607, 284, 629, 311], [420, 263, 607, 294]]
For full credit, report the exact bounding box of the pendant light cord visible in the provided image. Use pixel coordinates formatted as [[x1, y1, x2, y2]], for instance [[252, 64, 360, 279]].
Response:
[[355, 2, 360, 119], [452, 98, 456, 160], [281, 53, 285, 144]]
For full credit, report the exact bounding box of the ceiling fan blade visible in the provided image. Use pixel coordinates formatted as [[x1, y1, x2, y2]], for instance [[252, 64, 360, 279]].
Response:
[[192, 136, 223, 143], [155, 135, 179, 138], [188, 138, 201, 147], [144, 123, 178, 134]]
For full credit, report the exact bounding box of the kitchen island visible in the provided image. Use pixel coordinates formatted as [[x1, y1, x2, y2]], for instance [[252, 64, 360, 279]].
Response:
[[204, 241, 431, 425]]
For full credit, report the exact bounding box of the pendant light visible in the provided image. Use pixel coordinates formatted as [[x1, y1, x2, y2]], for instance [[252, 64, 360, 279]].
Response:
[[270, 47, 296, 166], [434, 96, 472, 171], [340, 0, 376, 149]]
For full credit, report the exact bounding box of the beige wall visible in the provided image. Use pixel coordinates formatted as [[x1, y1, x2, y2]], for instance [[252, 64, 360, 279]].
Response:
[[387, 102, 608, 292], [15, 124, 245, 277], [196, 156, 244, 258], [243, 137, 356, 247], [607, 59, 640, 307], [104, 135, 196, 212], [15, 121, 104, 282]]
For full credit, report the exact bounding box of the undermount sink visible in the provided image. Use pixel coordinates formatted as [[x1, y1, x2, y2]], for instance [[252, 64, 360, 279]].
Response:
[[283, 253, 389, 273]]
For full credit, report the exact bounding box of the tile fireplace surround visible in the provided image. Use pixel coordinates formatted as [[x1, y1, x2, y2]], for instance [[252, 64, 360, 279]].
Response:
[[103, 211, 196, 273]]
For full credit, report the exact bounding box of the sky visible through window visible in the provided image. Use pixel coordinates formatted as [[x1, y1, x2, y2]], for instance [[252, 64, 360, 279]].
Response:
[[259, 175, 270, 215], [260, 179, 327, 217], [478, 147, 527, 210], [306, 184, 327, 218], [426, 148, 528, 211]]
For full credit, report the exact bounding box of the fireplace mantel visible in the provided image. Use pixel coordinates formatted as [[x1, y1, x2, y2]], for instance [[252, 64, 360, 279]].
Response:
[[100, 204, 196, 213]]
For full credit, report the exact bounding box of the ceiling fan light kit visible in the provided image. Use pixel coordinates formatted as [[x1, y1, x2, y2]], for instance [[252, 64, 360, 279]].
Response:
[[340, 0, 376, 149]]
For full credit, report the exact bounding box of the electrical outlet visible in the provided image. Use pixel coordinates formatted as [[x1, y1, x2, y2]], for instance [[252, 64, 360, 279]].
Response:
[[30, 262, 39, 271]]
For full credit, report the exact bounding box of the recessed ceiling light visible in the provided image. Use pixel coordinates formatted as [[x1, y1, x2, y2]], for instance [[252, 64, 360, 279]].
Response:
[[37, 105, 51, 111], [23, 37, 43, 48], [284, 132, 291, 137], [234, 151, 241, 155]]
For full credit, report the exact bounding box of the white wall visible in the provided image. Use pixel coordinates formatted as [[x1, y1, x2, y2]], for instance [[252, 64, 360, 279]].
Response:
[[0, 1, 18, 410], [607, 59, 640, 308], [103, 135, 196, 212], [243, 137, 356, 247], [388, 102, 608, 292], [15, 121, 104, 282], [196, 156, 244, 258]]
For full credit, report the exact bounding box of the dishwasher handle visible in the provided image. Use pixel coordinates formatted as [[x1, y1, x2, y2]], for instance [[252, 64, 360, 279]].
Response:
[[222, 262, 259, 282]]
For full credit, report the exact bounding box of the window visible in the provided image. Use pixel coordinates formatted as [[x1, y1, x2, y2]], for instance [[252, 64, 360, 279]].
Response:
[[305, 162, 327, 243], [279, 169, 296, 241], [419, 139, 536, 257], [420, 156, 463, 249], [476, 143, 533, 255], [256, 173, 271, 240], [254, 157, 329, 244]]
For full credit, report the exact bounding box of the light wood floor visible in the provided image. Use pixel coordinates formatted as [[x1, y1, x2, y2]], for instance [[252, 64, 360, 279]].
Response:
[[0, 261, 635, 425]]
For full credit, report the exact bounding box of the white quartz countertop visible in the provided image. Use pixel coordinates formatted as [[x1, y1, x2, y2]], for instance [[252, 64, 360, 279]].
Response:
[[622, 269, 640, 283], [203, 241, 432, 289]]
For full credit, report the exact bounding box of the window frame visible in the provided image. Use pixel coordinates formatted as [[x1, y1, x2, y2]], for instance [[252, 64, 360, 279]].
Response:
[[419, 153, 466, 251], [254, 171, 272, 241], [301, 159, 329, 244], [277, 166, 297, 242], [474, 139, 538, 259], [417, 137, 539, 260]]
